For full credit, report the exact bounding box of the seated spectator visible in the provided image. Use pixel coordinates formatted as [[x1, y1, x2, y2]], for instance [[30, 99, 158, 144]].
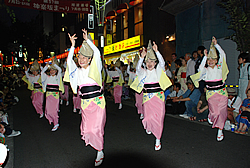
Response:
[[174, 59, 182, 84], [0, 122, 21, 138], [190, 88, 209, 121], [166, 83, 185, 114], [227, 87, 242, 124], [235, 89, 250, 134], [173, 79, 201, 118]]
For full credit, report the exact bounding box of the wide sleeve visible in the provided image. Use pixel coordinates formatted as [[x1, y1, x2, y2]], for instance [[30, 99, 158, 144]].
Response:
[[215, 44, 229, 82], [66, 46, 78, 94], [155, 51, 165, 69], [127, 65, 132, 76], [87, 39, 103, 86], [136, 57, 144, 73], [41, 65, 48, 92]]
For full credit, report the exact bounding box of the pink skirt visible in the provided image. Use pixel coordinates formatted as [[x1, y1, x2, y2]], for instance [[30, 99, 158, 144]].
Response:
[[142, 96, 165, 139], [135, 92, 144, 115], [114, 85, 122, 104], [45, 94, 59, 125], [208, 93, 228, 130], [60, 84, 69, 101], [32, 91, 44, 115], [80, 101, 106, 151], [73, 94, 81, 109]]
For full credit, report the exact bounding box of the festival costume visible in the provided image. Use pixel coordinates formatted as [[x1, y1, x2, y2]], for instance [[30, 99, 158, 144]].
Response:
[[41, 62, 64, 128], [64, 38, 106, 151], [130, 42, 172, 141], [177, 65, 188, 92], [238, 63, 250, 100], [106, 63, 124, 104], [191, 43, 229, 130], [22, 61, 44, 116], [60, 62, 69, 104]]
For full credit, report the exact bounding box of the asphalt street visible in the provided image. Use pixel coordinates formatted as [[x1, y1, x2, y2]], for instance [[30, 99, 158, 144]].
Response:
[[4, 87, 250, 168]]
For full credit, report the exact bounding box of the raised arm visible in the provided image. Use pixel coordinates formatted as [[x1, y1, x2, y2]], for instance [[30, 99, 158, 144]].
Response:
[[153, 41, 165, 69], [53, 64, 62, 75], [67, 33, 77, 63], [137, 47, 146, 73], [198, 49, 208, 72]]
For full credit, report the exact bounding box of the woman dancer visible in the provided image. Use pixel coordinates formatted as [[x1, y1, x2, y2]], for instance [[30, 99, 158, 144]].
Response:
[[23, 60, 44, 118], [130, 40, 172, 150], [191, 36, 229, 141], [65, 29, 106, 166], [41, 57, 64, 131], [105, 59, 124, 109], [127, 55, 144, 119], [60, 61, 69, 106]]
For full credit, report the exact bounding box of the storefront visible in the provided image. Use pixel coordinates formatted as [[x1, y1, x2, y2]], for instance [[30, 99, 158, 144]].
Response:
[[104, 35, 143, 64]]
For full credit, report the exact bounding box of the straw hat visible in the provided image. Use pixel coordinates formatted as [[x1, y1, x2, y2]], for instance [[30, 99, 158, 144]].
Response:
[[78, 34, 94, 58], [227, 87, 237, 96], [30, 60, 40, 72], [145, 40, 156, 61], [207, 38, 218, 59], [50, 57, 59, 70], [114, 59, 121, 67], [132, 54, 139, 69]]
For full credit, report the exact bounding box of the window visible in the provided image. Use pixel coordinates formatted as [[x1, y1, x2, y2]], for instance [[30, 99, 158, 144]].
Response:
[[134, 3, 143, 35]]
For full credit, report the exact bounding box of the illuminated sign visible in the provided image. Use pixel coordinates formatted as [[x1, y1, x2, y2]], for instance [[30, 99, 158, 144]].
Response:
[[104, 35, 141, 55]]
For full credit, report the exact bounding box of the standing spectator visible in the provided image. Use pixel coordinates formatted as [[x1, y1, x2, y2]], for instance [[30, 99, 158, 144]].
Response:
[[238, 53, 250, 100], [192, 51, 199, 64], [185, 53, 196, 78], [174, 59, 182, 83], [227, 87, 242, 124], [170, 53, 177, 79], [196, 46, 206, 93], [177, 57, 187, 92]]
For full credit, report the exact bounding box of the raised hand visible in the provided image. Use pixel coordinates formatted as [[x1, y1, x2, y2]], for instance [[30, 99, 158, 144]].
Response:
[[141, 47, 147, 58], [82, 28, 88, 41], [68, 33, 77, 47], [152, 41, 158, 52]]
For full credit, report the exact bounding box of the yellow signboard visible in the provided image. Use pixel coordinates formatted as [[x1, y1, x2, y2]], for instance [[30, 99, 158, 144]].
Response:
[[89, 32, 94, 41], [104, 35, 141, 55], [107, 34, 112, 45]]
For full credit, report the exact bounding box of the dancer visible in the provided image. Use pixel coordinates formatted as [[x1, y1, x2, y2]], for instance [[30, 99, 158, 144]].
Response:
[[105, 59, 124, 109], [65, 29, 106, 166], [127, 55, 144, 119], [41, 57, 64, 131], [191, 36, 229, 141], [23, 60, 44, 118], [60, 61, 69, 106], [130, 40, 172, 150]]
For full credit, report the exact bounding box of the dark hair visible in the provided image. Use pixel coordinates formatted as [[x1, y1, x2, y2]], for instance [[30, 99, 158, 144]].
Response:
[[192, 51, 198, 55], [172, 53, 177, 57], [175, 59, 182, 67], [174, 83, 181, 89], [238, 53, 250, 63], [197, 46, 205, 52]]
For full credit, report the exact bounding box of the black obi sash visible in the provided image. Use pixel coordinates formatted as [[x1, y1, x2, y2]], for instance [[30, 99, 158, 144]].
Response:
[[205, 80, 225, 90], [79, 85, 103, 99], [112, 76, 119, 82], [143, 83, 162, 93], [46, 84, 59, 92], [34, 83, 42, 89]]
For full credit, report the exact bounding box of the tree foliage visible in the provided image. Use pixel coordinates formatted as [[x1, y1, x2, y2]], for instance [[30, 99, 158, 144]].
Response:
[[217, 0, 250, 52], [0, 0, 16, 23]]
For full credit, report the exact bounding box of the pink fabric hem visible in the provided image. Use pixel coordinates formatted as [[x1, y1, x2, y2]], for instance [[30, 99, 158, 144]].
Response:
[[135, 92, 144, 115], [45, 94, 59, 125], [80, 101, 106, 151], [207, 93, 228, 130], [114, 85, 122, 103], [142, 96, 165, 139], [32, 91, 44, 115]]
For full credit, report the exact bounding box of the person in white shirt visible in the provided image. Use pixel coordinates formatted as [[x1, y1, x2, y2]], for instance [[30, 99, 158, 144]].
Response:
[[227, 87, 242, 124], [66, 29, 105, 166], [185, 53, 196, 78]]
